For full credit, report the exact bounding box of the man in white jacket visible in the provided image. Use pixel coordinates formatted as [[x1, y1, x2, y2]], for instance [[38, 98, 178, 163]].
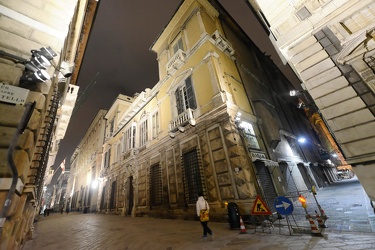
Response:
[[196, 192, 213, 239]]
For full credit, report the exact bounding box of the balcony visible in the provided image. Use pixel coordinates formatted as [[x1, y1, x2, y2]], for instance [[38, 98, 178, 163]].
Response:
[[169, 108, 196, 132], [166, 49, 186, 75], [123, 149, 138, 160], [211, 30, 235, 56]]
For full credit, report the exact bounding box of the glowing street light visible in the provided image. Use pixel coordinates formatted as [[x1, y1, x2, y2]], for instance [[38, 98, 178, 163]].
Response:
[[91, 180, 99, 189], [298, 137, 306, 143]]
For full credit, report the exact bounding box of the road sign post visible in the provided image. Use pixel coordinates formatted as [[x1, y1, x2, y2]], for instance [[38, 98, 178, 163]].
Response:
[[251, 196, 272, 233], [274, 196, 294, 216], [273, 196, 295, 235]]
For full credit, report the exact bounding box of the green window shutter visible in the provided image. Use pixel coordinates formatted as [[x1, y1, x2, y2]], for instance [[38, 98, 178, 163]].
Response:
[[185, 76, 196, 109]]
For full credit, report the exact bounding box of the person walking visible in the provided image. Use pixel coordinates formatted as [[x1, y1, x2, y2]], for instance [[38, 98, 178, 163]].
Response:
[[196, 192, 213, 239]]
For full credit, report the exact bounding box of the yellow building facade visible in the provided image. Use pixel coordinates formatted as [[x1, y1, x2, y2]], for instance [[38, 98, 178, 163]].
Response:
[[91, 0, 335, 221]]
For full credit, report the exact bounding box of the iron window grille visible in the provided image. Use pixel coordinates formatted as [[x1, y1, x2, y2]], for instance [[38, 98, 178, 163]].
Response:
[[182, 149, 205, 204], [150, 163, 163, 206], [109, 180, 117, 210]]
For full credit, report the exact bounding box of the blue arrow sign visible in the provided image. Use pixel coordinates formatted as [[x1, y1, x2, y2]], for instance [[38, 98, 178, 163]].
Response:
[[274, 196, 294, 215]]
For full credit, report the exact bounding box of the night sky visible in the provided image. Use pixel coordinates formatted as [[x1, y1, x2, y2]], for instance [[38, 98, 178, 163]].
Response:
[[54, 0, 300, 177]]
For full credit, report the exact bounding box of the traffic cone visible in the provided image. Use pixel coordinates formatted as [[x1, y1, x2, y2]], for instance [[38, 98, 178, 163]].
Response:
[[307, 214, 321, 235], [315, 211, 327, 228], [317, 204, 328, 220], [315, 214, 327, 228], [239, 216, 247, 234]]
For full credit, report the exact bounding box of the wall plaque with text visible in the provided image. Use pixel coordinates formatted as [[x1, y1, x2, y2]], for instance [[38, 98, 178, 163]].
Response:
[[0, 82, 29, 105]]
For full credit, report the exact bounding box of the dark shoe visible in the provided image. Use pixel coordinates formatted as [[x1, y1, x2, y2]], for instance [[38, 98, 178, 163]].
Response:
[[202, 235, 207, 239]]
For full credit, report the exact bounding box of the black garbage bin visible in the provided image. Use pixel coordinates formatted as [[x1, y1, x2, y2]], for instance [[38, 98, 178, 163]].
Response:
[[83, 207, 88, 214], [227, 202, 240, 229]]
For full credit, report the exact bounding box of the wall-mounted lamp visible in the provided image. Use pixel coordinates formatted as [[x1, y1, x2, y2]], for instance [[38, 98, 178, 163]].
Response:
[[290, 90, 300, 96], [290, 90, 308, 109], [57, 61, 73, 78], [297, 137, 306, 143], [33, 47, 57, 61], [20, 69, 50, 84], [0, 47, 59, 86], [91, 180, 99, 189], [30, 50, 51, 69]]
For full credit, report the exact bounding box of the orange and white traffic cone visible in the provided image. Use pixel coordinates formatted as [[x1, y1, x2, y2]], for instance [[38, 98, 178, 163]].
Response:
[[239, 216, 247, 234], [315, 211, 327, 228], [317, 204, 328, 220], [307, 214, 321, 235]]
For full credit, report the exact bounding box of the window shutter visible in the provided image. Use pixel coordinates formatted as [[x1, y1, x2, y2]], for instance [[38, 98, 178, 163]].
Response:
[[185, 76, 196, 109], [175, 89, 183, 114], [173, 38, 183, 54]]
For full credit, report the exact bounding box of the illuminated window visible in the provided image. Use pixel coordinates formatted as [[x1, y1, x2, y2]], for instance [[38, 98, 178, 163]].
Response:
[[240, 121, 260, 149]]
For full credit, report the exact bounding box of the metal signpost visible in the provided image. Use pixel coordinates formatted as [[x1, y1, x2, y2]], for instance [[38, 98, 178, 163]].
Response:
[[274, 196, 299, 235], [251, 195, 272, 233]]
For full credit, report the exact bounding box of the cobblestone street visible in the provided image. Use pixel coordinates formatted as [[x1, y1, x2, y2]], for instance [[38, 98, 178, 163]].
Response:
[[24, 177, 375, 249], [314, 177, 375, 233]]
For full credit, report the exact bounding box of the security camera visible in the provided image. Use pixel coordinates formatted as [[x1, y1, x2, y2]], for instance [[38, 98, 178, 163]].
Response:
[[59, 67, 72, 78]]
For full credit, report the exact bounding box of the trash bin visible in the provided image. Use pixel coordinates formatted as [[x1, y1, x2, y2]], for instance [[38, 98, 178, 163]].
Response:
[[83, 207, 88, 214], [227, 202, 240, 229]]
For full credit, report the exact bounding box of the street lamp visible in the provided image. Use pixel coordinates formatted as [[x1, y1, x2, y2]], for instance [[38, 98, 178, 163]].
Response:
[[297, 137, 306, 143], [91, 180, 99, 189]]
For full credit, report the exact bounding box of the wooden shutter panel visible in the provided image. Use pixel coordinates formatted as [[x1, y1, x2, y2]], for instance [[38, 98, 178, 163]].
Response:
[[185, 76, 196, 109]]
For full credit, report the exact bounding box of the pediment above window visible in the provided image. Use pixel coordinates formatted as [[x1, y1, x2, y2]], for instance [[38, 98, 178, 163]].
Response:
[[167, 68, 193, 94]]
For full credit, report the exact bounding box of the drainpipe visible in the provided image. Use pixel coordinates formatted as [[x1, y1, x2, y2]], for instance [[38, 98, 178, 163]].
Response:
[[0, 102, 35, 228]]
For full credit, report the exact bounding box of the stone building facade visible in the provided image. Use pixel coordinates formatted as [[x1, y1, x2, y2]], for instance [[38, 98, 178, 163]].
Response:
[[50, 170, 70, 212], [67, 109, 107, 213], [78, 0, 337, 221], [0, 0, 97, 248], [246, 0, 375, 205]]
